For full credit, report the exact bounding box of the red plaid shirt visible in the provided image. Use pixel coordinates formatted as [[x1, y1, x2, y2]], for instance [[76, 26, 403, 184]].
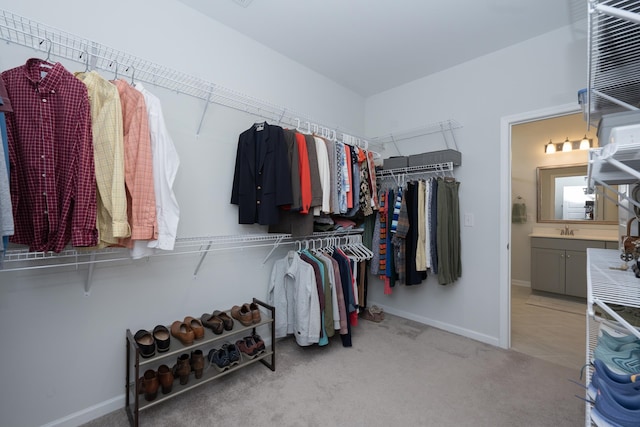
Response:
[[2, 58, 97, 252]]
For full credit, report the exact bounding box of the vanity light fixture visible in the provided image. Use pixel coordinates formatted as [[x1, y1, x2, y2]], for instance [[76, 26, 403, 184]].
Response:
[[544, 137, 594, 153]]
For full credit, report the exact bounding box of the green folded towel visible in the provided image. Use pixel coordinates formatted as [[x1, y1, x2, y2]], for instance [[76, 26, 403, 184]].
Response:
[[512, 201, 527, 224]]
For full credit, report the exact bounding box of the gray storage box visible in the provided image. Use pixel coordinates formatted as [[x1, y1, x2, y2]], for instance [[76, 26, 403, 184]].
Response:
[[597, 110, 640, 146], [408, 149, 461, 167], [383, 156, 409, 169]]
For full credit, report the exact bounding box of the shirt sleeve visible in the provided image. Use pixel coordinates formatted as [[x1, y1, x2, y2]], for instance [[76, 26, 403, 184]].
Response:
[[71, 94, 99, 247]]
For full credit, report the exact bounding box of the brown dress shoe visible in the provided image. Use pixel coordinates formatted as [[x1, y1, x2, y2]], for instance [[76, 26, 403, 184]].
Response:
[[200, 313, 224, 334], [173, 353, 191, 385], [247, 302, 261, 324], [190, 349, 205, 379], [171, 321, 194, 346], [157, 364, 174, 394], [184, 316, 205, 340], [231, 305, 253, 327], [141, 369, 159, 401], [213, 310, 234, 331]]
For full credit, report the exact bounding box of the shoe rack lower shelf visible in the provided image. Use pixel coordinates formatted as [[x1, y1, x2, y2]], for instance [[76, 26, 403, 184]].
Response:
[[125, 298, 275, 427], [135, 349, 274, 411]]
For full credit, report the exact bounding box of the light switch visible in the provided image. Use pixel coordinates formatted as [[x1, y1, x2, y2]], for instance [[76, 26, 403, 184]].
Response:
[[464, 213, 474, 227]]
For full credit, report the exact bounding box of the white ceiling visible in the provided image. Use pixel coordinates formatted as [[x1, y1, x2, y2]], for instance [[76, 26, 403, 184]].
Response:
[[178, 0, 585, 97]]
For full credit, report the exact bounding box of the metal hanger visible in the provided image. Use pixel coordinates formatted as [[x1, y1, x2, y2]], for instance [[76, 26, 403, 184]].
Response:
[[80, 50, 90, 72], [110, 60, 119, 79], [127, 65, 136, 85]]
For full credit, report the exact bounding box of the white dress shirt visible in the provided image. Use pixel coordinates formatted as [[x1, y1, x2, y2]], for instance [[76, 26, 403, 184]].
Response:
[[130, 83, 180, 259]]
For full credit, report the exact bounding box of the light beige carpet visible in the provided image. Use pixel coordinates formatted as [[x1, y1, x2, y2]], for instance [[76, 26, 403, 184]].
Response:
[[83, 313, 585, 427]]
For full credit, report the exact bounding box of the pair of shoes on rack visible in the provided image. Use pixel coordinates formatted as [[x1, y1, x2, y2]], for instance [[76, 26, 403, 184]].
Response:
[[231, 302, 261, 326], [598, 329, 640, 352], [589, 373, 640, 427], [361, 305, 385, 323], [588, 359, 640, 401], [171, 317, 205, 346], [134, 325, 171, 358], [170, 350, 206, 384], [207, 343, 241, 372], [593, 343, 640, 375], [138, 364, 174, 401], [235, 333, 266, 359], [200, 310, 234, 334]]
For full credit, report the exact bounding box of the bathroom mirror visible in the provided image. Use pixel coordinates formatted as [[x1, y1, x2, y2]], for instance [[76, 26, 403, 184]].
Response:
[[537, 164, 618, 224]]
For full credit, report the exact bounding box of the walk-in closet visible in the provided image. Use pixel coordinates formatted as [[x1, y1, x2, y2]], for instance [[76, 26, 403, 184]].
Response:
[[0, 1, 632, 426]]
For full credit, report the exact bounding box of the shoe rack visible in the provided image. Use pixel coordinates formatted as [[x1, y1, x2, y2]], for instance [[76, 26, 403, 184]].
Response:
[[125, 298, 275, 427]]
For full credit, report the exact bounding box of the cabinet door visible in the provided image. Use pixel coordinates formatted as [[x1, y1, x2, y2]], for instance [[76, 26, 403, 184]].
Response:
[[531, 248, 565, 294], [565, 250, 587, 298]]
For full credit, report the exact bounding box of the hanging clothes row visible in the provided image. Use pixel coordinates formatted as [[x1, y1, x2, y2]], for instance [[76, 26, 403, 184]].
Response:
[[370, 172, 461, 288], [0, 57, 180, 255], [230, 121, 380, 237], [268, 237, 372, 348]]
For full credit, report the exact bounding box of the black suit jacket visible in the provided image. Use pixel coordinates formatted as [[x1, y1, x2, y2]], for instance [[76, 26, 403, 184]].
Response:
[[231, 122, 293, 225]]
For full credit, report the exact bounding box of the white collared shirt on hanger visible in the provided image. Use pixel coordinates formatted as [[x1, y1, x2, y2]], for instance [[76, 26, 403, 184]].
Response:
[[130, 83, 180, 259]]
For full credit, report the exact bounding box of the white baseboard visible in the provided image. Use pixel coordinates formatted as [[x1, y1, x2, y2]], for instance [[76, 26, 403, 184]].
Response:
[[41, 394, 124, 427], [367, 302, 501, 348], [511, 280, 530, 288]]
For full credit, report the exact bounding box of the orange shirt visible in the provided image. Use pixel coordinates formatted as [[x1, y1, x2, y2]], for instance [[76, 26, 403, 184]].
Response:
[[344, 144, 353, 209], [295, 132, 312, 214], [112, 80, 157, 245]]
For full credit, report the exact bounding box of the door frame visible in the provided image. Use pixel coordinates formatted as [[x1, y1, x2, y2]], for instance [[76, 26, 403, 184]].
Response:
[[499, 102, 580, 349]]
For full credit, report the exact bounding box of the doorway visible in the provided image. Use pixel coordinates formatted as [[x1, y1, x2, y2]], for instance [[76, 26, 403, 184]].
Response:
[[500, 103, 590, 369]]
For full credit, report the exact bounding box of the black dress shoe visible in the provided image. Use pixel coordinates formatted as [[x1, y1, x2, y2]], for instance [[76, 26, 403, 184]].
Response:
[[153, 325, 171, 353], [134, 329, 155, 358]]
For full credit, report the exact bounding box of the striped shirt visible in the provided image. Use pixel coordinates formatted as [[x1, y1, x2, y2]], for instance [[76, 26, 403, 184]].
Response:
[[112, 80, 157, 245], [76, 71, 129, 248], [2, 59, 97, 252]]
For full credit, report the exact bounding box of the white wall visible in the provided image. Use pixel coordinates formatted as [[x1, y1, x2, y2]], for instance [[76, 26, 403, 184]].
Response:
[[0, 1, 365, 426], [364, 23, 588, 345]]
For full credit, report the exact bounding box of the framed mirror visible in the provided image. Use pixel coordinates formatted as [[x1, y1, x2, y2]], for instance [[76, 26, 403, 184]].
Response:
[[537, 164, 618, 224]]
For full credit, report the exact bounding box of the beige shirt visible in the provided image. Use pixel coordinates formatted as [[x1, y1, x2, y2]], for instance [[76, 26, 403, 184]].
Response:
[[75, 71, 129, 247]]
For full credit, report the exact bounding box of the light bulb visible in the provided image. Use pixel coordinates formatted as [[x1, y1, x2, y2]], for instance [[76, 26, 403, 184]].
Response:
[[580, 135, 590, 150], [562, 138, 572, 152], [545, 140, 556, 154]]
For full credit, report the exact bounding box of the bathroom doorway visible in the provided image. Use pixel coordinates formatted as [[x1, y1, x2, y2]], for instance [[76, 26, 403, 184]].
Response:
[[504, 106, 593, 369]]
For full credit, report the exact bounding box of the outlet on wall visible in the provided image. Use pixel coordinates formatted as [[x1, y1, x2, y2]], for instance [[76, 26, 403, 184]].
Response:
[[464, 213, 474, 227]]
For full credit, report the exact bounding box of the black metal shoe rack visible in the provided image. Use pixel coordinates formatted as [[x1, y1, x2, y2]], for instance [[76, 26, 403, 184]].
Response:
[[125, 298, 275, 427]]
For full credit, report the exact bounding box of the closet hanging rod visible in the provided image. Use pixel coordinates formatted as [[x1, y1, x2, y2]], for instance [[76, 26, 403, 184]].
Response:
[[0, 9, 371, 145]]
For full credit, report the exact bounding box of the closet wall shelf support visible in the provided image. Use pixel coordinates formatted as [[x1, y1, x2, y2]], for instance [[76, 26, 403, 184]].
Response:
[[0, 9, 370, 146], [261, 235, 285, 265], [196, 85, 214, 137]]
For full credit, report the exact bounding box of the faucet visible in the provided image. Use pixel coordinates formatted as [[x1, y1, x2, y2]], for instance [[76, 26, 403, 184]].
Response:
[[561, 224, 574, 236]]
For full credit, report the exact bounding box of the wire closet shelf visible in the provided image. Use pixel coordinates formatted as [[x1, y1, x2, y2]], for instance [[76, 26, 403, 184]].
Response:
[[0, 9, 372, 146]]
